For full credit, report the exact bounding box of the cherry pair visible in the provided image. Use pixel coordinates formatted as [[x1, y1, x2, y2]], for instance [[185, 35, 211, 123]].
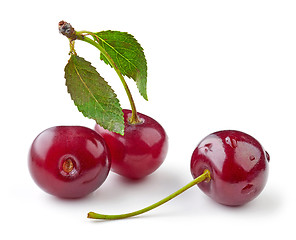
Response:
[[28, 109, 168, 198]]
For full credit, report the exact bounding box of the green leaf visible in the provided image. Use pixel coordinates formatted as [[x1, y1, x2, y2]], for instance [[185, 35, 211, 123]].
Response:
[[64, 54, 125, 135], [93, 31, 148, 100]]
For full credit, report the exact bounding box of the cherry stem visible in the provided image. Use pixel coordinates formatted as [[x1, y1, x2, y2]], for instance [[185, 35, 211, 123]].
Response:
[[87, 169, 211, 220], [58, 21, 141, 124]]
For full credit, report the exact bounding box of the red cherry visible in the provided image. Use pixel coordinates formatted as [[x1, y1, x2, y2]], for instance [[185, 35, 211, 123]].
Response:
[[87, 130, 270, 220], [94, 109, 168, 179], [190, 130, 270, 206], [28, 126, 111, 198]]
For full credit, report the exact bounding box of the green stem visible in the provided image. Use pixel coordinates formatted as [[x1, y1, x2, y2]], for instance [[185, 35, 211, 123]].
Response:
[[87, 169, 211, 220], [75, 31, 141, 124]]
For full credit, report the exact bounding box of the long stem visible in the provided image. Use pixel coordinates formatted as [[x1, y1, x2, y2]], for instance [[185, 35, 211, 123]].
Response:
[[75, 31, 141, 124], [87, 169, 211, 220]]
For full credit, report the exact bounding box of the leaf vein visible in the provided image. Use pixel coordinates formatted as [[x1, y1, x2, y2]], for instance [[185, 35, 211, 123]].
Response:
[[95, 34, 140, 74], [72, 62, 105, 112]]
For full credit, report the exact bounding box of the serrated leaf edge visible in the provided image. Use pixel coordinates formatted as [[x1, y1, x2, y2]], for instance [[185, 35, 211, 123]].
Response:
[[64, 55, 125, 135], [94, 32, 141, 77], [94, 31, 148, 100], [71, 60, 105, 112]]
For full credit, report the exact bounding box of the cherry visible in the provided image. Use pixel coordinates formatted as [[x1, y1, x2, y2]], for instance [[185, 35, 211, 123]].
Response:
[[28, 126, 111, 199], [190, 130, 270, 206], [94, 109, 168, 179], [87, 130, 269, 220]]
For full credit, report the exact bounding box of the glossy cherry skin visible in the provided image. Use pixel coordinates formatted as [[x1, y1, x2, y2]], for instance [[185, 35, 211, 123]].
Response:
[[191, 130, 269, 206], [94, 109, 168, 179], [28, 126, 111, 198]]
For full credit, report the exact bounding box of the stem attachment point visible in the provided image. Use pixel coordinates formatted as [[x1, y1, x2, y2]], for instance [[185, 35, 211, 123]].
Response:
[[59, 21, 77, 40]]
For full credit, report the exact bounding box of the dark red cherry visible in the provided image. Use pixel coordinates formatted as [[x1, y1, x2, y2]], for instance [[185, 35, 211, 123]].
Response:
[[28, 126, 111, 198], [94, 109, 168, 179], [190, 130, 270, 206]]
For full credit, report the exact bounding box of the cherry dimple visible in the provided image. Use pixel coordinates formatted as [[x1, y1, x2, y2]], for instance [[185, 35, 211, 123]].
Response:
[[63, 158, 74, 173], [60, 157, 77, 177], [28, 126, 111, 198]]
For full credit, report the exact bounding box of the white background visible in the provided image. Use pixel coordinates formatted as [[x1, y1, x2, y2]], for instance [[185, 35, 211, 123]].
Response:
[[1, 0, 295, 239]]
